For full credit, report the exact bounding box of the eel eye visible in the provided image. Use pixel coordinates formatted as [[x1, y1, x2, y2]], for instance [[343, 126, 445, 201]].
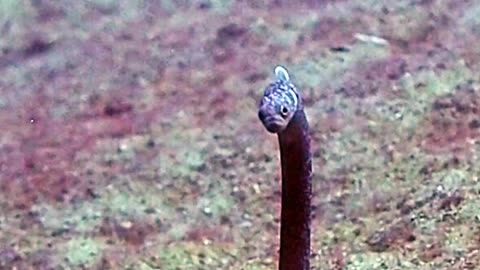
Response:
[[280, 106, 289, 118]]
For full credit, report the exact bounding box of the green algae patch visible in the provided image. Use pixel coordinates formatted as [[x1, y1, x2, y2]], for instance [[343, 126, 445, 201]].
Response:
[[62, 237, 105, 267], [459, 1, 480, 29], [321, 125, 386, 177], [101, 187, 168, 217], [444, 224, 475, 255], [178, 148, 206, 175], [432, 169, 469, 192], [199, 191, 234, 218], [410, 65, 473, 100], [330, 221, 362, 244], [345, 252, 417, 270], [374, 64, 473, 132], [241, 263, 273, 270], [250, 13, 318, 47], [207, 0, 233, 14], [459, 195, 480, 222], [322, 1, 428, 42], [153, 118, 208, 179], [402, 63, 470, 103], [0, 0, 30, 32], [33, 184, 173, 238], [292, 42, 389, 90], [156, 242, 234, 270], [33, 202, 103, 234], [167, 223, 190, 241]]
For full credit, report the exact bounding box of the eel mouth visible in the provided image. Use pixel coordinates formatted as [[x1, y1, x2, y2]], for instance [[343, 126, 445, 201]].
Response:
[[258, 112, 287, 133]]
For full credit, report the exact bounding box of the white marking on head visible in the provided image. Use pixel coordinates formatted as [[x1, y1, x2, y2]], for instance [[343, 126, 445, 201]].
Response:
[[274, 65, 290, 82], [290, 87, 298, 108]]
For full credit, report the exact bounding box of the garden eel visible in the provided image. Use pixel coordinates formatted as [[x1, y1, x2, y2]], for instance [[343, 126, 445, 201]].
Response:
[[258, 66, 312, 270]]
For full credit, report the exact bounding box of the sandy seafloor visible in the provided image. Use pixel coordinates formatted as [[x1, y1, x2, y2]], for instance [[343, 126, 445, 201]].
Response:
[[1, 0, 480, 269]]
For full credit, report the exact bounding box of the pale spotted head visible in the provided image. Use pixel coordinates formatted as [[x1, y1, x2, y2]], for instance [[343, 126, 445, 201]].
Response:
[[258, 65, 300, 133]]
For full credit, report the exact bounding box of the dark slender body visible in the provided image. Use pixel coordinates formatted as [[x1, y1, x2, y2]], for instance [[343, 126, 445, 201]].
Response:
[[278, 110, 312, 270], [258, 66, 312, 270]]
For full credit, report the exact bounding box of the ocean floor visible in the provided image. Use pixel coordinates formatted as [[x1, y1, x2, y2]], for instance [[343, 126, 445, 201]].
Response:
[[1, 0, 480, 269]]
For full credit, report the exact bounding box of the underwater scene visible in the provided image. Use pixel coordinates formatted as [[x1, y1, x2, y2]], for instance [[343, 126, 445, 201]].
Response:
[[1, 0, 480, 269]]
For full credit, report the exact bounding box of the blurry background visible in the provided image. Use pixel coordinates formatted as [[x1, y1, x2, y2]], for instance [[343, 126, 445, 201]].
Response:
[[1, 0, 480, 269]]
